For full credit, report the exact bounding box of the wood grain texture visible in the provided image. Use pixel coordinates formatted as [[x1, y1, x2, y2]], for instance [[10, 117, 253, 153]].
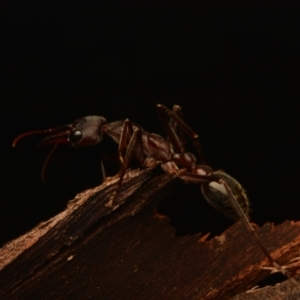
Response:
[[1, 168, 299, 300]]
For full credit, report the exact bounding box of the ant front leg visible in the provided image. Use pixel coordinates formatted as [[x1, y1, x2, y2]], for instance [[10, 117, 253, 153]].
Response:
[[105, 120, 147, 208]]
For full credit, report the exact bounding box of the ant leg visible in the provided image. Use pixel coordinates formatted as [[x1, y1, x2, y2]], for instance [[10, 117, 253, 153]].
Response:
[[157, 104, 206, 164], [100, 159, 107, 183], [116, 119, 135, 179], [219, 179, 292, 278], [118, 127, 146, 188], [105, 119, 133, 207], [157, 104, 185, 154], [105, 121, 146, 207], [169, 105, 182, 127], [169, 105, 182, 129], [179, 171, 291, 278], [99, 153, 118, 182], [41, 144, 59, 183], [166, 105, 190, 151], [262, 257, 300, 278]]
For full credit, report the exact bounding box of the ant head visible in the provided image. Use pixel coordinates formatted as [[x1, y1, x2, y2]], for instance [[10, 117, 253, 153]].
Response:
[[12, 116, 108, 182], [12, 116, 108, 148], [39, 116, 108, 147]]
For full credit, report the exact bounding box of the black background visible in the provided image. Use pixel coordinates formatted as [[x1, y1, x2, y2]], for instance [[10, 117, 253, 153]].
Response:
[[1, 5, 299, 247]]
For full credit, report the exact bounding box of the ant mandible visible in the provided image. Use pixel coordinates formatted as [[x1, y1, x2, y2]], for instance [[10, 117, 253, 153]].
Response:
[[12, 104, 293, 278]]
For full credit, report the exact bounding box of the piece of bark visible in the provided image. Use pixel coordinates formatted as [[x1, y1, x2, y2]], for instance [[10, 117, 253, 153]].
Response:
[[0, 168, 300, 300]]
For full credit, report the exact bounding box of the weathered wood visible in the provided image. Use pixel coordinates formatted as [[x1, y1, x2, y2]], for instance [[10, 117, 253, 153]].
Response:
[[0, 168, 299, 299], [231, 276, 300, 300], [231, 275, 300, 300]]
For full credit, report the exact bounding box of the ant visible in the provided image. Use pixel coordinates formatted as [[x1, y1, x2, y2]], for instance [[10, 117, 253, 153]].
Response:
[[12, 104, 295, 278]]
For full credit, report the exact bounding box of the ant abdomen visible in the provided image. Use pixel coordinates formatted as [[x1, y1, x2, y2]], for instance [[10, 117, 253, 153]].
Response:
[[201, 171, 250, 220]]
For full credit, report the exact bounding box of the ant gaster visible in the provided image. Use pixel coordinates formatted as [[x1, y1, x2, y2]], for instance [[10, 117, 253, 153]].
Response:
[[12, 104, 293, 278]]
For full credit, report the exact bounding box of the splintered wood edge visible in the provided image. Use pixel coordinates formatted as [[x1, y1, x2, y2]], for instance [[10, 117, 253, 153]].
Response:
[[200, 220, 300, 299], [231, 274, 300, 300], [0, 168, 155, 270]]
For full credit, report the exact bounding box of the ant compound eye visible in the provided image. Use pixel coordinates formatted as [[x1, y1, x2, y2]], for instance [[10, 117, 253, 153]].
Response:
[[69, 130, 82, 144]]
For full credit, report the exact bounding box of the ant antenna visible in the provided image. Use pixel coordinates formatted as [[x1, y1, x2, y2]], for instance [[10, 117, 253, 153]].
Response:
[[12, 129, 52, 147], [41, 144, 59, 182], [12, 127, 66, 182]]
